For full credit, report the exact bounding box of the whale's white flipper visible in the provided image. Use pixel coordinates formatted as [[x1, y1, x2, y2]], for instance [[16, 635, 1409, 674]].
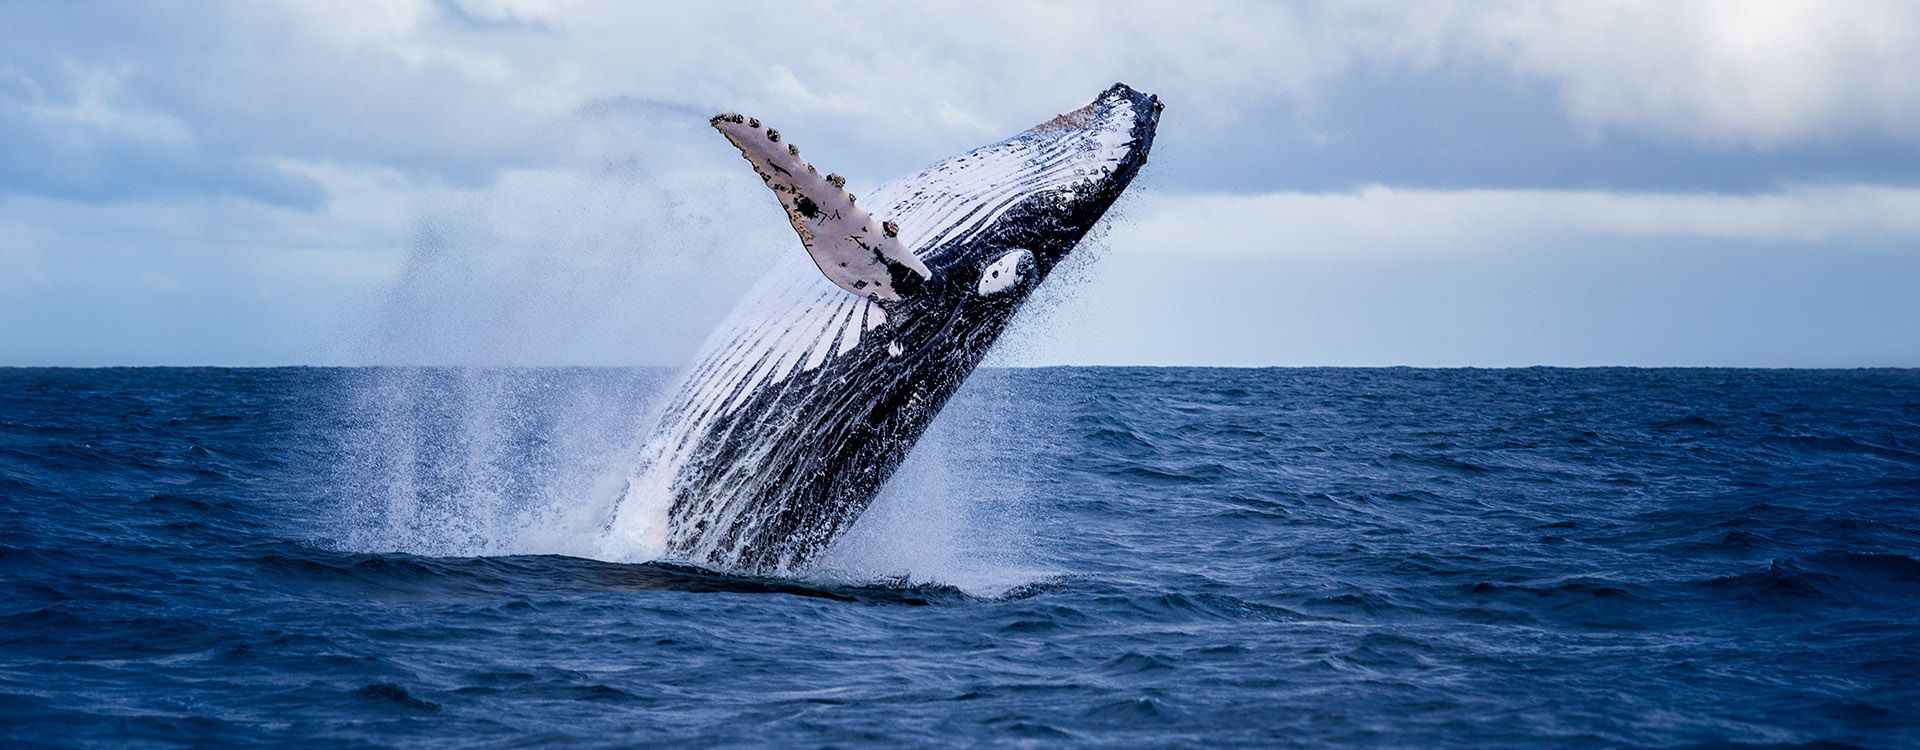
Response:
[[711, 114, 933, 301]]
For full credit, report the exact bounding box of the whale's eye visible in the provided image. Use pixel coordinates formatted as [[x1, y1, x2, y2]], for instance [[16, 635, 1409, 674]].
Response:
[[976, 250, 1032, 296]]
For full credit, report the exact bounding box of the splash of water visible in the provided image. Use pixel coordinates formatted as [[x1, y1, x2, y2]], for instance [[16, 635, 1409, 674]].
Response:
[[327, 367, 664, 560], [321, 109, 1059, 593], [324, 107, 756, 560], [812, 415, 1059, 598], [323, 362, 1055, 596]]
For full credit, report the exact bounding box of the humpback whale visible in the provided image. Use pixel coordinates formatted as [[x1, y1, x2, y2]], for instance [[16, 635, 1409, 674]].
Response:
[[602, 84, 1161, 574]]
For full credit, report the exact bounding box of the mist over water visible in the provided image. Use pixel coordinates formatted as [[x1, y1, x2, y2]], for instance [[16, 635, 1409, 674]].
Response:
[[817, 378, 1059, 597], [325, 110, 731, 559], [363, 103, 789, 369], [326, 367, 663, 560], [322, 104, 1065, 587], [322, 364, 1049, 596]]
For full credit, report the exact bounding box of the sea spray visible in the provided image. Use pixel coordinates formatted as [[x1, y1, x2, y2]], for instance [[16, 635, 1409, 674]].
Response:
[[814, 370, 1057, 598], [325, 105, 778, 560], [321, 100, 1085, 585], [323, 363, 1057, 595], [326, 367, 668, 559]]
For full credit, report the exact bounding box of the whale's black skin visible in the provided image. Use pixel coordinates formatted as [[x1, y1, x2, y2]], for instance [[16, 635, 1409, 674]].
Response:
[[615, 84, 1160, 574]]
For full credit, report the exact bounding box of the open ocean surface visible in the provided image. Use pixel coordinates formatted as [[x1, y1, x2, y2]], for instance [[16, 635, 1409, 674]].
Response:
[[2, 366, 1918, 748]]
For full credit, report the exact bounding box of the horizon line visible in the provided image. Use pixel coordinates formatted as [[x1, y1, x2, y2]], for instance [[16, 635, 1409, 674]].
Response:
[[3, 363, 1916, 372]]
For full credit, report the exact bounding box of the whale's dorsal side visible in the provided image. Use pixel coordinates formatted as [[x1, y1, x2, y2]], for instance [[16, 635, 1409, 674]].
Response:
[[711, 113, 932, 302]]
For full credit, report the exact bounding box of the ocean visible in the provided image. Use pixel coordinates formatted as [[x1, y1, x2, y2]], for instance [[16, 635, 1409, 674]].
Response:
[[1, 366, 1916, 748]]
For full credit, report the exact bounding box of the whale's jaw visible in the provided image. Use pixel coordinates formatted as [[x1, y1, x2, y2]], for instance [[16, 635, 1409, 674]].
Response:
[[876, 83, 1161, 290], [604, 85, 1161, 574]]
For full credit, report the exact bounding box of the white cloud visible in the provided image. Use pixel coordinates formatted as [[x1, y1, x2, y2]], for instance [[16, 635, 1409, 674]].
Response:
[[1117, 184, 1920, 260], [1452, 0, 1920, 146]]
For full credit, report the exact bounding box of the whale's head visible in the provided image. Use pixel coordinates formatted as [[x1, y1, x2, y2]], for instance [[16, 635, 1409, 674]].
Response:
[[872, 83, 1162, 307]]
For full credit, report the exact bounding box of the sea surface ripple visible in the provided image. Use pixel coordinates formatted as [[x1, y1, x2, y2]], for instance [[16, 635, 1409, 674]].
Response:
[[1, 367, 1917, 748]]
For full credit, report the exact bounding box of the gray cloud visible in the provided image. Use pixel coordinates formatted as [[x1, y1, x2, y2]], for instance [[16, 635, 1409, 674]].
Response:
[[1, 1, 564, 206], [8, 1, 1919, 206]]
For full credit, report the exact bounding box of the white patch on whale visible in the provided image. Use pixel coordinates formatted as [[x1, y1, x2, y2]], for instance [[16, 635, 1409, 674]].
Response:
[[976, 249, 1032, 296]]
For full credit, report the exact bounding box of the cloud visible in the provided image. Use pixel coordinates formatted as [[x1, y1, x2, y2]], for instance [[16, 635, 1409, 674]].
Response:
[[1440, 0, 1920, 146], [1006, 233, 1920, 368], [3, 0, 1917, 366], [1002, 186, 1920, 368], [1117, 184, 1920, 260], [0, 1, 563, 206], [0, 62, 325, 206], [6, 0, 1917, 207]]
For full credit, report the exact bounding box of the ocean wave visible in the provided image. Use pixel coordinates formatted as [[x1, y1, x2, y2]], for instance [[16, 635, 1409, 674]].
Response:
[[3, 367, 1918, 747]]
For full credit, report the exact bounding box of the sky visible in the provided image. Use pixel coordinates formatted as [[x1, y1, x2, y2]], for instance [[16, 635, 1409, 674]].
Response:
[[2, 0, 1917, 367]]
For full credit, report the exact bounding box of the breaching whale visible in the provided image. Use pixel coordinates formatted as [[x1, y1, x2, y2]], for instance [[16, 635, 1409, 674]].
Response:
[[601, 83, 1161, 573]]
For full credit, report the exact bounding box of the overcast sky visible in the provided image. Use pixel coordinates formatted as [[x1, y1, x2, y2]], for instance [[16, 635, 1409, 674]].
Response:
[[3, 0, 1917, 366]]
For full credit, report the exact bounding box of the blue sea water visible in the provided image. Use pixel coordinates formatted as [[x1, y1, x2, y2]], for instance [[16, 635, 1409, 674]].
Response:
[[1, 366, 1917, 748]]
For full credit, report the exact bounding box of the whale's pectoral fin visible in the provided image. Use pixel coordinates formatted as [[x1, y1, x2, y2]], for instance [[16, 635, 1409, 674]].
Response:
[[712, 114, 932, 301]]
